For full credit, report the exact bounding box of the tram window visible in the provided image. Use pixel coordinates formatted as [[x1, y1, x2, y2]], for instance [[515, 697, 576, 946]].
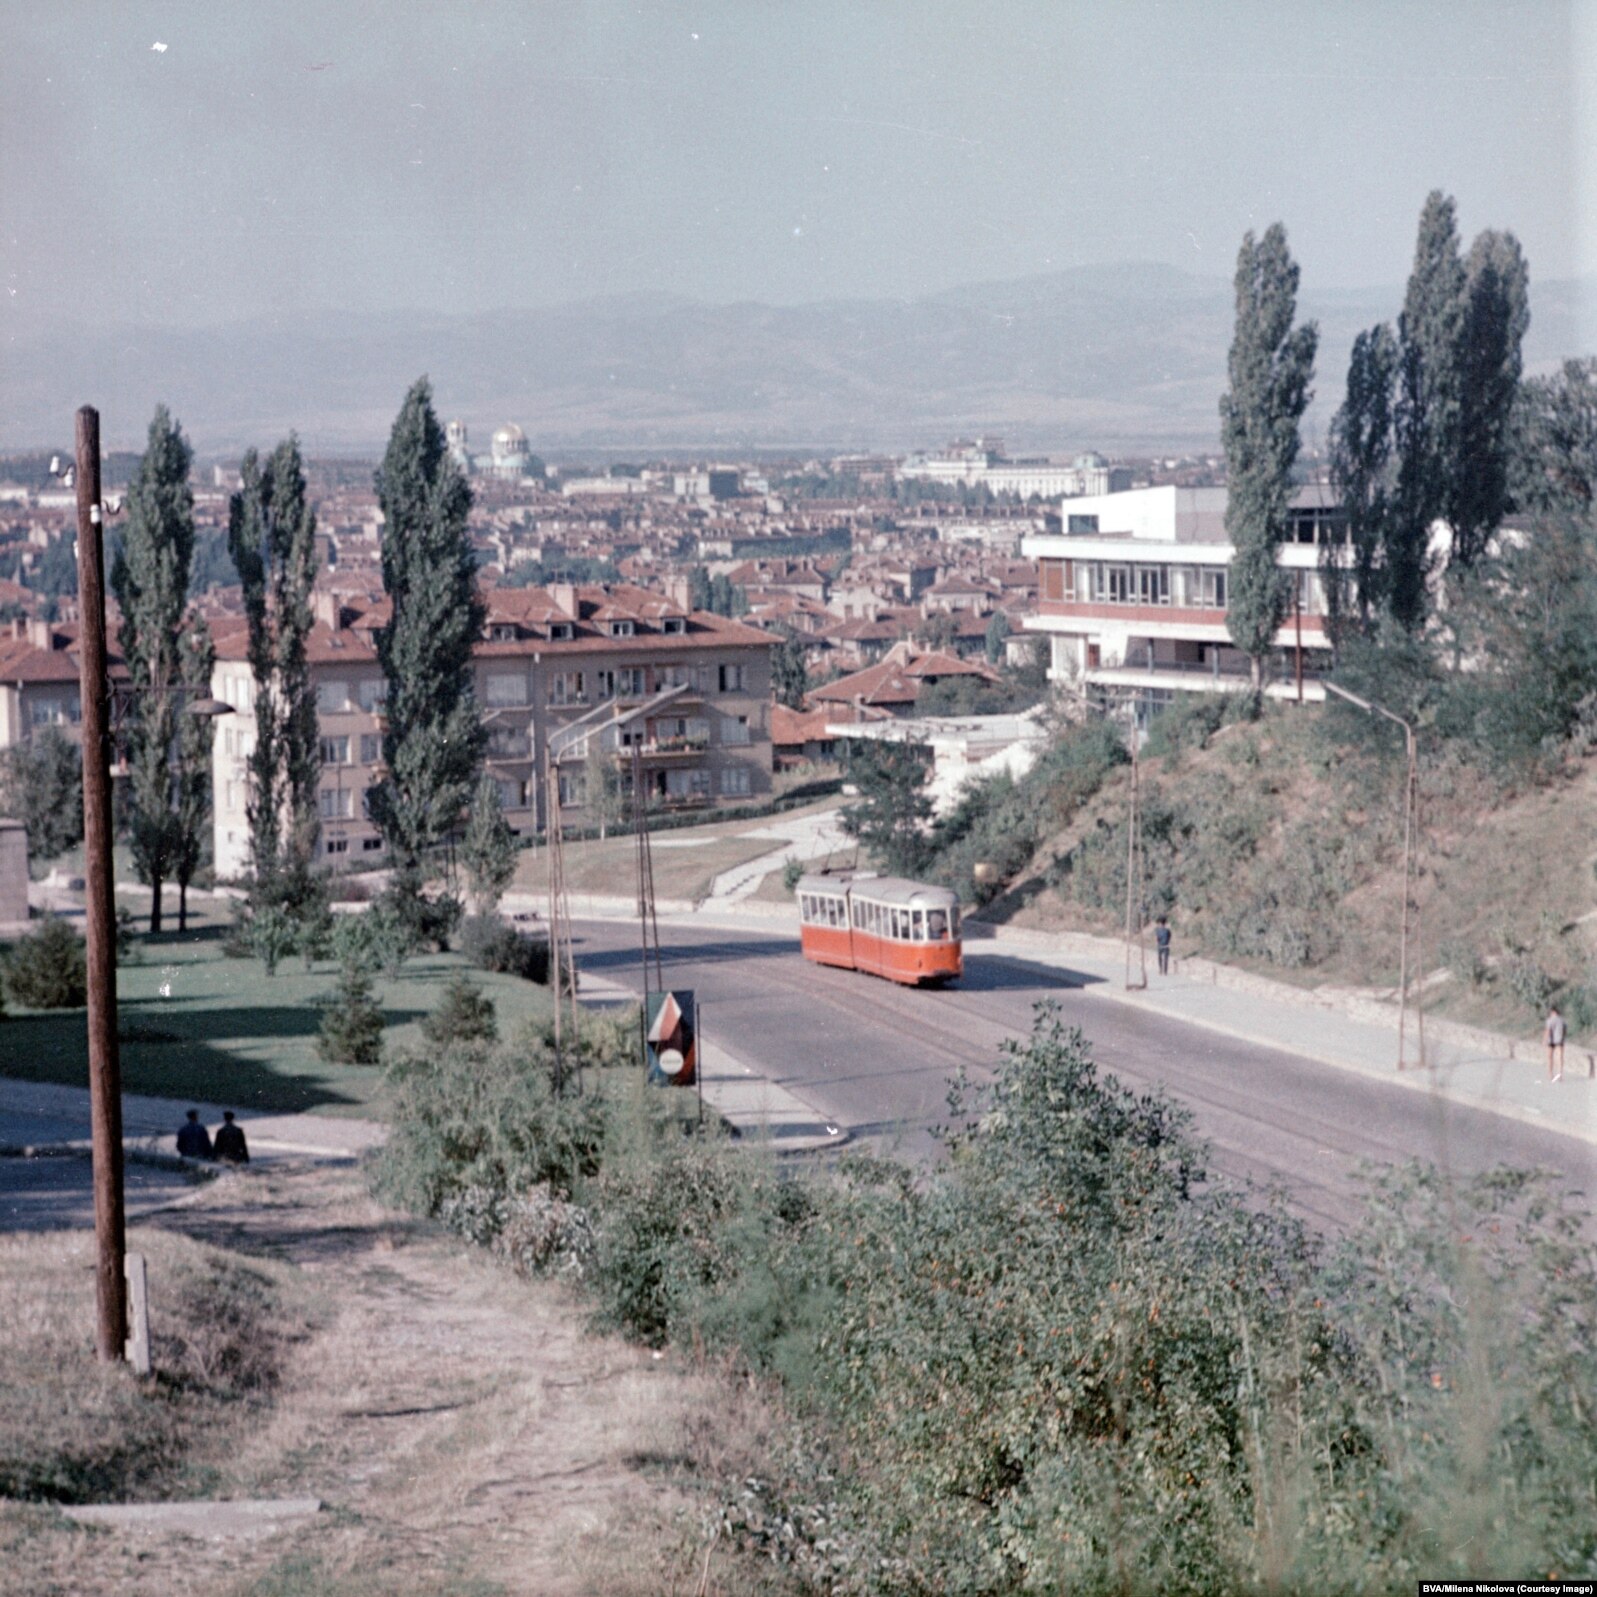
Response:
[[800, 894, 811, 921], [950, 905, 961, 937], [912, 910, 925, 941], [927, 908, 948, 941], [828, 898, 843, 927], [892, 909, 905, 940]]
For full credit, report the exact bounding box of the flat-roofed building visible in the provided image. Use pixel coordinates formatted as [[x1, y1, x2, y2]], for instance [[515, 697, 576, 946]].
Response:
[[1022, 484, 1343, 705]]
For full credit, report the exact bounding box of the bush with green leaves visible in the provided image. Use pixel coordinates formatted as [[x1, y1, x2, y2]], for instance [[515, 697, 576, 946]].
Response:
[[458, 914, 549, 983], [3, 916, 87, 1009], [329, 900, 417, 978], [315, 964, 384, 1068], [247, 903, 299, 978], [420, 972, 497, 1047]]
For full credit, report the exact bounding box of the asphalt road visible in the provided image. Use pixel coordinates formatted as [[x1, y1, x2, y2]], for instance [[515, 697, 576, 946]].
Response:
[[574, 917, 1596, 1234]]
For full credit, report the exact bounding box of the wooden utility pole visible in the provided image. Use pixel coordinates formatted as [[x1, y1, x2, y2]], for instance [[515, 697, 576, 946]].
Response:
[[74, 405, 128, 1364], [631, 747, 663, 1002], [545, 749, 571, 1092]]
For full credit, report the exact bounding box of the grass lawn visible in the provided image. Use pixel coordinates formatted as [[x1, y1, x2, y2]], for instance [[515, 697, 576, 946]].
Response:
[[0, 932, 551, 1118], [516, 827, 777, 905]]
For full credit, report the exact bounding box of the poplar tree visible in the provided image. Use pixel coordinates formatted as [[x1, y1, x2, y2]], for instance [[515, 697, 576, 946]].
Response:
[[112, 406, 196, 932], [1327, 323, 1399, 635], [1218, 225, 1318, 691], [1450, 229, 1530, 568], [172, 619, 215, 932], [370, 378, 486, 887], [227, 436, 321, 897], [1391, 192, 1466, 627]]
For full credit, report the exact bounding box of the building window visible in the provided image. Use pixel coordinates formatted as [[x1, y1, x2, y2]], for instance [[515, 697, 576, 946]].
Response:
[[721, 714, 750, 746], [325, 837, 349, 855], [609, 619, 635, 637], [558, 769, 587, 807], [1105, 566, 1133, 604], [319, 787, 354, 819], [362, 836, 384, 852], [550, 671, 585, 706], [619, 666, 646, 697], [1040, 559, 1066, 602], [359, 733, 382, 764], [317, 680, 351, 712], [490, 623, 519, 641], [662, 616, 686, 634], [720, 766, 751, 797], [357, 678, 386, 711], [485, 672, 526, 707], [665, 768, 711, 798], [1136, 567, 1169, 606], [1198, 569, 1227, 609], [717, 663, 745, 693], [549, 622, 574, 641], [320, 736, 351, 765]]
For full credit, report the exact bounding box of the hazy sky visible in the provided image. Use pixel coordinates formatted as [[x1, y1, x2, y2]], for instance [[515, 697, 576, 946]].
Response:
[[2, 1, 1591, 332]]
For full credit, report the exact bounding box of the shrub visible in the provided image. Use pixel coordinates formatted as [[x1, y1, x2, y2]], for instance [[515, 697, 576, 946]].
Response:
[[781, 858, 805, 894], [459, 914, 549, 983], [4, 917, 87, 1009], [330, 901, 416, 978], [248, 903, 299, 978], [315, 964, 385, 1068], [420, 972, 497, 1047]]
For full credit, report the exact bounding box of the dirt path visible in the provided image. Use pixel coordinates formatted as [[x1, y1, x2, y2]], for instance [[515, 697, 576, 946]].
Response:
[[7, 1160, 782, 1597]]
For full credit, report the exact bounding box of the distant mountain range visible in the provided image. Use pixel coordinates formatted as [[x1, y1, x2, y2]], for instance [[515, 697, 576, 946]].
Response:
[[2, 264, 1590, 460]]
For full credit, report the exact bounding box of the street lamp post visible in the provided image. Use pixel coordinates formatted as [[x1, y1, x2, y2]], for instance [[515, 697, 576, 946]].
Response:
[[1323, 680, 1423, 1070]]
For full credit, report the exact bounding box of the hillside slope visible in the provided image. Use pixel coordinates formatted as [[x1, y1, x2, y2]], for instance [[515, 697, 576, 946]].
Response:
[[991, 707, 1597, 1041]]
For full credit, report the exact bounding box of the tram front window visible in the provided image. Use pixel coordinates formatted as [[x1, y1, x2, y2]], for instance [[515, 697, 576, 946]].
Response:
[[926, 908, 948, 941]]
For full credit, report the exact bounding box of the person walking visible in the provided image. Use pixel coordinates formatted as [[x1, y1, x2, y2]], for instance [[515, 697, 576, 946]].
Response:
[[1155, 916, 1172, 976], [1544, 1004, 1566, 1082], [213, 1110, 250, 1165], [175, 1109, 213, 1160]]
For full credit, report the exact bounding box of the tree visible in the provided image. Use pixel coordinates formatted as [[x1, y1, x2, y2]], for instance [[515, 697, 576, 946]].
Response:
[[1515, 360, 1597, 516], [983, 611, 1011, 665], [688, 564, 713, 612], [227, 437, 321, 898], [1391, 192, 1466, 628], [771, 631, 810, 710], [0, 728, 82, 863], [1513, 358, 1597, 515], [171, 620, 215, 932], [1449, 229, 1530, 569], [317, 963, 385, 1067], [111, 406, 196, 932], [1218, 225, 1318, 690], [462, 774, 517, 914], [583, 743, 627, 840], [369, 379, 486, 891], [839, 737, 933, 877], [1327, 323, 1399, 636]]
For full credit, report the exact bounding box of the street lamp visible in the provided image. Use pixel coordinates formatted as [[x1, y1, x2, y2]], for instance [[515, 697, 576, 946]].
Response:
[[68, 407, 232, 1365], [1323, 680, 1423, 1070]]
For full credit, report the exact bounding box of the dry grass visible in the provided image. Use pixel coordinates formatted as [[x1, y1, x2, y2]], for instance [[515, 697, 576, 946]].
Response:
[[1, 1161, 804, 1597], [1001, 710, 1597, 1039]]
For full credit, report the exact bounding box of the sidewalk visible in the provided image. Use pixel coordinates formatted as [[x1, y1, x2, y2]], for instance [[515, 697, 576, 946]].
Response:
[[0, 1077, 384, 1163]]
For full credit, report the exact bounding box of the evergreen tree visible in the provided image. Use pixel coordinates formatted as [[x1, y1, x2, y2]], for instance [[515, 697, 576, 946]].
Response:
[[1218, 225, 1318, 690], [171, 619, 215, 932], [1327, 323, 1399, 635], [1392, 192, 1466, 628], [839, 738, 933, 877], [369, 379, 486, 889], [317, 962, 385, 1067], [1449, 229, 1530, 569], [462, 774, 517, 914], [984, 610, 1011, 665], [688, 564, 713, 612], [111, 406, 196, 932], [771, 631, 810, 709], [420, 971, 498, 1047], [227, 437, 321, 894], [0, 728, 82, 863]]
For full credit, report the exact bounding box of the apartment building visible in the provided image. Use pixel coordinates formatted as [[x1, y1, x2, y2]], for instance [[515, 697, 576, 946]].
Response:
[[1022, 484, 1343, 705], [210, 583, 774, 879], [0, 618, 134, 751]]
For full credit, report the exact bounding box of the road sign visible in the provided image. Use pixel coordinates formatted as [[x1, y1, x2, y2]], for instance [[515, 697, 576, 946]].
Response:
[[644, 989, 697, 1087]]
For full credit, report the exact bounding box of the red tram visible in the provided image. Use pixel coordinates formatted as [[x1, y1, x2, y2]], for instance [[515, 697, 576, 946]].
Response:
[[796, 872, 963, 986]]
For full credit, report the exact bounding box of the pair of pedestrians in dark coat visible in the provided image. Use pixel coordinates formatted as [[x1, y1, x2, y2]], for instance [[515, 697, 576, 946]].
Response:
[[176, 1109, 249, 1164]]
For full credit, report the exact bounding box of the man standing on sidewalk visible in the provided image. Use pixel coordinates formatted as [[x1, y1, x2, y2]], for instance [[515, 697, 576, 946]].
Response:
[[1544, 1004, 1566, 1081], [1155, 916, 1172, 977]]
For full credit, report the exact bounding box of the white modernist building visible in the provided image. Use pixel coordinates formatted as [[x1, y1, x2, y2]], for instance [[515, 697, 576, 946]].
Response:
[[1022, 484, 1343, 704]]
